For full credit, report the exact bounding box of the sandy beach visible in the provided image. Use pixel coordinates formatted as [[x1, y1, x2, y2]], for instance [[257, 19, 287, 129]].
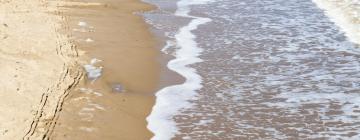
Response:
[[0, 0, 83, 139], [0, 0, 160, 139], [3, 0, 360, 139]]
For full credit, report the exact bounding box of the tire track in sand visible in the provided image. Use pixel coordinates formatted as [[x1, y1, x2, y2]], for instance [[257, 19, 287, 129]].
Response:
[[22, 1, 84, 140]]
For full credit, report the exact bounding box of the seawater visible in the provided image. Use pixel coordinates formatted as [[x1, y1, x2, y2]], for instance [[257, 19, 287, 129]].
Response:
[[144, 0, 360, 139]]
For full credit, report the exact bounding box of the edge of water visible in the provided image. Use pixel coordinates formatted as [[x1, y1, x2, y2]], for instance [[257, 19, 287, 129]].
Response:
[[146, 0, 214, 139]]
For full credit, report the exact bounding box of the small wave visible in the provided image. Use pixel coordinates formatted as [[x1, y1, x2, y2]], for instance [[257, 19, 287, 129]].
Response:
[[146, 0, 214, 140], [313, 0, 360, 45]]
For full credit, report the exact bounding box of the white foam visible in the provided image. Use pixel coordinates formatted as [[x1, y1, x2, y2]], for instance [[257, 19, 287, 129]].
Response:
[[79, 127, 95, 132], [78, 21, 88, 27], [232, 55, 240, 60], [74, 21, 95, 33], [72, 28, 87, 33], [72, 96, 90, 102], [84, 58, 103, 82], [90, 58, 102, 65], [313, 0, 360, 45], [78, 88, 103, 97], [88, 103, 106, 111], [83, 64, 102, 80], [161, 40, 176, 54], [146, 0, 214, 140], [85, 38, 94, 43], [78, 110, 94, 121], [81, 107, 96, 112], [92, 92, 103, 97]]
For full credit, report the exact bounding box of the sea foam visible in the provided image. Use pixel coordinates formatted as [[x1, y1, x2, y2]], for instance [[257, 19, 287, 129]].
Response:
[[84, 58, 102, 82], [313, 0, 360, 45], [146, 0, 214, 140]]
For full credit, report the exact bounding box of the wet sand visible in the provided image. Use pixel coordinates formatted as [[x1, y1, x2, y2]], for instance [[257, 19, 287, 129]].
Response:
[[50, 0, 162, 140]]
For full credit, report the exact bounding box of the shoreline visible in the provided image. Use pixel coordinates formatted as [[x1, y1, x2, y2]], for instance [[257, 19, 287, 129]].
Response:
[[146, 0, 214, 139]]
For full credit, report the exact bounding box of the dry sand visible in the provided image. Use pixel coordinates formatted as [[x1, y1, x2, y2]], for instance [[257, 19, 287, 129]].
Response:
[[0, 0, 82, 139], [0, 0, 161, 139]]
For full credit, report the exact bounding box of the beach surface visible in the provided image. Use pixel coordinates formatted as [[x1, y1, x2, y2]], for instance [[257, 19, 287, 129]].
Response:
[[0, 0, 160, 139]]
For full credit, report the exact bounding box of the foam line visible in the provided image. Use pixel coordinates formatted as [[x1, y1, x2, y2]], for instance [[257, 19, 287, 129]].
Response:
[[146, 0, 214, 140]]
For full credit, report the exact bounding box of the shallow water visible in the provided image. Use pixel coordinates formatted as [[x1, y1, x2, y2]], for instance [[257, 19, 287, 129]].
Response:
[[145, 0, 360, 139]]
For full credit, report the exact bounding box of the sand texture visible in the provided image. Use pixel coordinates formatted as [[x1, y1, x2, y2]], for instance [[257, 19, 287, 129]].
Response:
[[0, 0, 82, 139]]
